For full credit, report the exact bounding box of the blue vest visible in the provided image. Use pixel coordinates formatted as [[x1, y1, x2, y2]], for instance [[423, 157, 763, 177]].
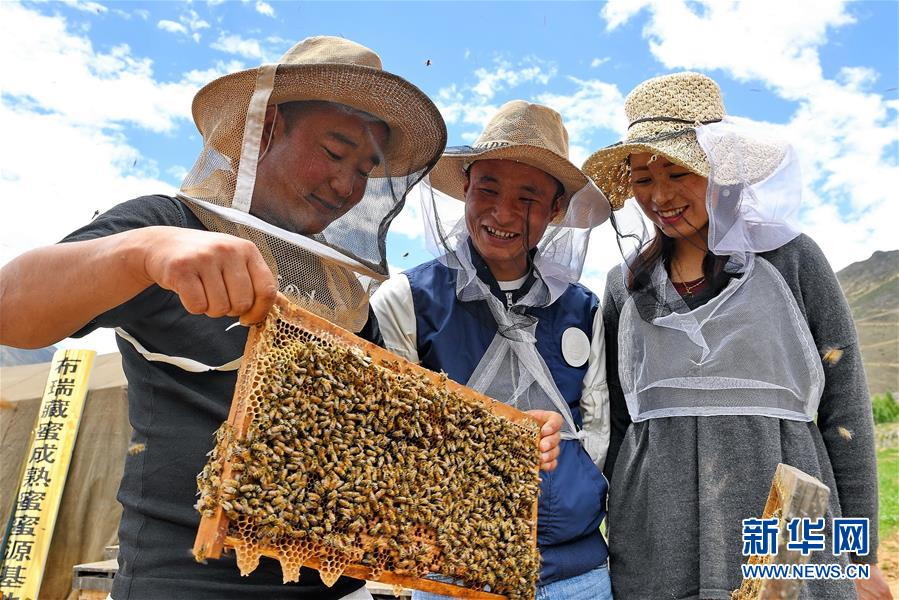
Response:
[[404, 257, 609, 584]]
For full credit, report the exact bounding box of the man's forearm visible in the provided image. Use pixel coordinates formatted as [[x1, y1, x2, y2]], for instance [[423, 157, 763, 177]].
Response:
[[0, 230, 152, 348]]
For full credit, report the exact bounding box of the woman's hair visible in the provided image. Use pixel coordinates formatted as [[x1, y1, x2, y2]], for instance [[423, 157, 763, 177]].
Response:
[[609, 212, 731, 295], [613, 154, 737, 294]]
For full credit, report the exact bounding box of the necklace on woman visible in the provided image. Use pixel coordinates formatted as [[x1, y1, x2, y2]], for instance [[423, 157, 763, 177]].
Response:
[[672, 261, 705, 297]]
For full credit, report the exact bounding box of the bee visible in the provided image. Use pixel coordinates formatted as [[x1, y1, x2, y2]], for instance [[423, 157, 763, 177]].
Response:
[[127, 442, 146, 456], [823, 346, 844, 365], [202, 335, 546, 597]]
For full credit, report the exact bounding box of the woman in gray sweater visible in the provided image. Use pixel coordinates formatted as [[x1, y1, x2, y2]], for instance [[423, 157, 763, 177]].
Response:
[[581, 72, 888, 599]]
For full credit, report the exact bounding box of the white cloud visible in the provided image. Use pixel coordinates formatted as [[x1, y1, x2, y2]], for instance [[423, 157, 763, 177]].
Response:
[[460, 131, 479, 143], [183, 9, 210, 32], [255, 1, 275, 17], [435, 57, 563, 131], [157, 9, 210, 41], [435, 57, 624, 161], [471, 57, 557, 100], [0, 2, 243, 273], [433, 84, 497, 130], [211, 33, 264, 59], [181, 60, 248, 88], [0, 4, 215, 353], [0, 5, 200, 133], [601, 0, 899, 270], [111, 8, 150, 20], [590, 57, 609, 68], [60, 0, 107, 14], [603, 0, 854, 97], [166, 165, 189, 183], [0, 100, 176, 264], [601, 0, 649, 30], [837, 66, 878, 89], [387, 182, 466, 257], [158, 19, 188, 35], [538, 78, 626, 165]]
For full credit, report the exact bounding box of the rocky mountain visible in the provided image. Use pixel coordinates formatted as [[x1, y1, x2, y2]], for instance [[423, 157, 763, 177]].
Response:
[[0, 344, 57, 367], [836, 249, 898, 396]]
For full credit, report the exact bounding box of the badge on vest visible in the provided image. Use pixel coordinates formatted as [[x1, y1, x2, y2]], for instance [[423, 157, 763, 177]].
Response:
[[561, 327, 590, 367]]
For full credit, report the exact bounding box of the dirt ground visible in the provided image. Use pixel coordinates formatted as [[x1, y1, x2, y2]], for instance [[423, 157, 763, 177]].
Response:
[[878, 422, 899, 596], [880, 530, 899, 597]]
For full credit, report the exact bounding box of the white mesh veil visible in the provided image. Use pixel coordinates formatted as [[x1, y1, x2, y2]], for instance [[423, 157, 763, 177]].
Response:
[[421, 175, 609, 304], [178, 41, 446, 333], [698, 116, 803, 257], [418, 170, 610, 442], [608, 117, 823, 422]]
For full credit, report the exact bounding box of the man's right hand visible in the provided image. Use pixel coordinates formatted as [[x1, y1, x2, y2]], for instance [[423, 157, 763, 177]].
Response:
[[0, 226, 279, 349], [138, 227, 278, 325]]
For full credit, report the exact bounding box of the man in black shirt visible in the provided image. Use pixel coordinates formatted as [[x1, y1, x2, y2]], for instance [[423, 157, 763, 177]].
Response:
[[1, 36, 563, 600], [0, 36, 448, 600]]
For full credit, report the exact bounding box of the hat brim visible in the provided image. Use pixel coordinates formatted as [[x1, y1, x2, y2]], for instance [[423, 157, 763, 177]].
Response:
[[581, 134, 710, 211], [192, 63, 447, 179], [429, 144, 603, 226], [583, 130, 785, 210]]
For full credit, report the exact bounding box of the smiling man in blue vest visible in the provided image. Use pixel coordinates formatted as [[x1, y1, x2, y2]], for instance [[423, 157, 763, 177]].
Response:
[[372, 100, 614, 600]]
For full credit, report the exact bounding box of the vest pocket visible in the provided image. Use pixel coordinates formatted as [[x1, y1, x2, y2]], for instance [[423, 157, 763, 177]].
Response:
[[537, 440, 607, 546]]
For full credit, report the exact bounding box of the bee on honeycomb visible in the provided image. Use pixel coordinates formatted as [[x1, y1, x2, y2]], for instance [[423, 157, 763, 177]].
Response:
[[196, 312, 542, 600]]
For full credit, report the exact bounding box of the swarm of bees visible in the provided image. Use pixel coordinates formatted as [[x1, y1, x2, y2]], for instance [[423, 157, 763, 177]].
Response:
[[196, 316, 542, 599]]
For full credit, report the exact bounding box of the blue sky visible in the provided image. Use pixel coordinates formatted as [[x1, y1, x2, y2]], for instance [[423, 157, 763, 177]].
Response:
[[1, 0, 896, 353]]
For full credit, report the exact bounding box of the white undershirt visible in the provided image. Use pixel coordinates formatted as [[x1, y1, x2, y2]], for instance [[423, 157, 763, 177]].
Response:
[[497, 274, 528, 291], [497, 274, 528, 308]]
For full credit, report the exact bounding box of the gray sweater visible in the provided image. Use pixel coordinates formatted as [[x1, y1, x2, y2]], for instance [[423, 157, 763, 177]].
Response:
[[602, 234, 878, 600]]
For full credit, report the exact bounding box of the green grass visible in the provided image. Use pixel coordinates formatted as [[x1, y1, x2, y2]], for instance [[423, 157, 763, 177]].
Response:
[[878, 446, 899, 541], [873, 392, 899, 425]]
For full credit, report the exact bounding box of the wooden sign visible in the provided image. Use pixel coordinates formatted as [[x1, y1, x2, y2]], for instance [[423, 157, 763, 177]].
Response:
[[733, 463, 831, 600], [1, 349, 95, 600]]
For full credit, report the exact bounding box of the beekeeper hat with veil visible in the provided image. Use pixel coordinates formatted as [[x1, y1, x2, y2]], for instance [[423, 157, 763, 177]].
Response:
[[581, 72, 824, 424], [177, 35, 446, 333], [418, 100, 612, 463]]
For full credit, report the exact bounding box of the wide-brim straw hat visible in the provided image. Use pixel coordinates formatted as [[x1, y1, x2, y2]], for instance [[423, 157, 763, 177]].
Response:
[[581, 72, 783, 210], [191, 35, 446, 178], [429, 100, 595, 223]]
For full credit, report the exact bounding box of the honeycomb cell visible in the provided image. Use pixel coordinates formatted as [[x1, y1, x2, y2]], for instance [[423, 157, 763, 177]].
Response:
[[234, 539, 261, 577], [196, 307, 542, 598]]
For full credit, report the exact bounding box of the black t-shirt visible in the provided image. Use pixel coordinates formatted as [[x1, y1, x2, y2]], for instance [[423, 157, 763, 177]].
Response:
[[63, 195, 375, 599]]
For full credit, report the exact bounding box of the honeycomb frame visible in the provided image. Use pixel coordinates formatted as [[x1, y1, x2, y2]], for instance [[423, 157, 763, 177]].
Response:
[[194, 294, 541, 599]]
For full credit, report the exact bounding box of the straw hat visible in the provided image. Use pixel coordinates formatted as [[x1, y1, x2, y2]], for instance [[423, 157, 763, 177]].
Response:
[[581, 72, 783, 210], [190, 35, 446, 178], [429, 100, 592, 215]]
